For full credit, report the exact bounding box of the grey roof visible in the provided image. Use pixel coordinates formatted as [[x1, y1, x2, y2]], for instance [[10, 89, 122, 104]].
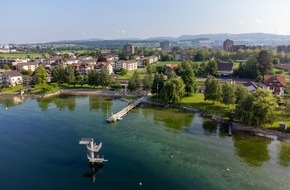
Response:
[[217, 63, 234, 71], [3, 70, 22, 77]]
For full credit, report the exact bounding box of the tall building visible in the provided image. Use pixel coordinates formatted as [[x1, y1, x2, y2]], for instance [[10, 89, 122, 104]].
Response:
[[160, 41, 170, 51], [277, 45, 290, 53], [223, 39, 234, 52], [123, 44, 135, 54]]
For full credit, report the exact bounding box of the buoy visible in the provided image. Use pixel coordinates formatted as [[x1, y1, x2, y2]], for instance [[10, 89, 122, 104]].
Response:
[[139, 182, 142, 186], [227, 168, 230, 171], [170, 155, 174, 158]]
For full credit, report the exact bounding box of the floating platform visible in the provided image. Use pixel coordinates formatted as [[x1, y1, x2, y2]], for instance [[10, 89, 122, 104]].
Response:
[[79, 138, 107, 164]]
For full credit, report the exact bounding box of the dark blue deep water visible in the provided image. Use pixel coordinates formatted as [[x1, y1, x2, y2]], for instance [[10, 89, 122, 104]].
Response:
[[0, 95, 290, 190]]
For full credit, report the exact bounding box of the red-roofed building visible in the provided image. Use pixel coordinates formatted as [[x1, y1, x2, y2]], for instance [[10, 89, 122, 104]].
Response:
[[263, 75, 286, 95], [164, 64, 179, 73]]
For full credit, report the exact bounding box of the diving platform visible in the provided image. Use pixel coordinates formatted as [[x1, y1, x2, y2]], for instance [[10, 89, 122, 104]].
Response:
[[107, 96, 147, 123], [79, 138, 107, 164]]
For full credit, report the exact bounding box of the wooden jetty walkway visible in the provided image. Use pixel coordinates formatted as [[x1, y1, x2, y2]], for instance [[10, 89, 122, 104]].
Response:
[[107, 96, 147, 123]]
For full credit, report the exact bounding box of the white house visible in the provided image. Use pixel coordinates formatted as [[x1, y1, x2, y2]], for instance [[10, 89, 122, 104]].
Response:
[[115, 60, 138, 71], [16, 62, 39, 72], [1, 70, 23, 86], [95, 62, 114, 75]]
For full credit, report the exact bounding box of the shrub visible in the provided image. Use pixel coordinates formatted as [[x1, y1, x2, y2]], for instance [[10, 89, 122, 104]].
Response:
[[110, 83, 122, 89]]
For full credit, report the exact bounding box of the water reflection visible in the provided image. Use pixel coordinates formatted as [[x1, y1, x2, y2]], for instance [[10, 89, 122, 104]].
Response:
[[89, 96, 113, 115], [142, 106, 193, 131], [202, 120, 218, 133], [37, 94, 76, 111], [82, 163, 104, 183], [233, 132, 271, 167], [0, 96, 25, 109], [278, 143, 290, 167]]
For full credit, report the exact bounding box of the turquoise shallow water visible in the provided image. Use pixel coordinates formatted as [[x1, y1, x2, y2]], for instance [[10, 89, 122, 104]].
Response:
[[0, 95, 290, 190]]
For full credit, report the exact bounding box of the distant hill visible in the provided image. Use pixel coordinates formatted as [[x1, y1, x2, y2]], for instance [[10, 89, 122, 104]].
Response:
[[50, 33, 290, 46], [177, 33, 290, 43]]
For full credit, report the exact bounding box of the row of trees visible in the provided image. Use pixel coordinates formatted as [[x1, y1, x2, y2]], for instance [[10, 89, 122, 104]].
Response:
[[127, 60, 197, 103], [237, 50, 274, 79], [204, 76, 278, 127]]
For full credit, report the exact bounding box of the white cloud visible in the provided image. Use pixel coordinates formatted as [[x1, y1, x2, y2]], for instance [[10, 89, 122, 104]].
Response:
[[115, 29, 126, 34], [255, 18, 261, 24], [81, 32, 87, 36]]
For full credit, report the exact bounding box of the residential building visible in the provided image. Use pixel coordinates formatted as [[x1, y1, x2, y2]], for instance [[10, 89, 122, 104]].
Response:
[[16, 62, 39, 72], [223, 39, 261, 52], [223, 39, 234, 52], [115, 60, 138, 71], [277, 45, 290, 53], [160, 41, 170, 51], [217, 62, 234, 76], [243, 81, 258, 92], [123, 44, 135, 54], [1, 70, 23, 86], [263, 75, 286, 95], [164, 64, 179, 73], [95, 62, 113, 75]]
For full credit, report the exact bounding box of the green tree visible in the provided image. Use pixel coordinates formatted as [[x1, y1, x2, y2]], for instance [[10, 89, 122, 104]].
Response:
[[197, 61, 207, 77], [222, 82, 236, 106], [195, 52, 205, 61], [35, 65, 47, 84], [258, 50, 273, 75], [204, 76, 222, 104], [235, 84, 249, 104], [236, 89, 277, 127], [160, 78, 185, 103], [272, 57, 280, 65], [146, 64, 156, 74], [21, 69, 33, 76], [151, 73, 164, 94], [88, 70, 100, 87], [65, 65, 75, 85], [238, 57, 260, 79], [167, 70, 177, 79], [161, 54, 174, 61], [143, 74, 153, 92], [128, 70, 141, 92], [179, 60, 197, 96], [52, 65, 66, 84], [99, 68, 111, 87], [120, 68, 128, 76], [3, 64, 10, 70], [205, 60, 218, 76]]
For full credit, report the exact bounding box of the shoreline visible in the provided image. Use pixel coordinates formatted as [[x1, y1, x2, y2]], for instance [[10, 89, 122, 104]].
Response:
[[2, 89, 290, 141]]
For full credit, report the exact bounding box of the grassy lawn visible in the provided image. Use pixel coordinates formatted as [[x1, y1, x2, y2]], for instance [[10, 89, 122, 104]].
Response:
[[0, 53, 48, 59], [179, 93, 235, 118], [1, 85, 23, 94], [117, 68, 147, 80], [155, 61, 182, 67], [266, 107, 290, 131], [180, 93, 290, 131]]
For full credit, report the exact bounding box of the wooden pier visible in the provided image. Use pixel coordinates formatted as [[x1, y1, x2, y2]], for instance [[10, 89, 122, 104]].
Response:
[[107, 96, 146, 123]]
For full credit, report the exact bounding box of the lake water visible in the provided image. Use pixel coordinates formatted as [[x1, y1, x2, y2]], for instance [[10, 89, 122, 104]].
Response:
[[0, 95, 290, 190]]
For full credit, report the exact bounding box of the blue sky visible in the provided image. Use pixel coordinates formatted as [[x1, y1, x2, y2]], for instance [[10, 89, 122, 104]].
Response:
[[2, 0, 290, 44]]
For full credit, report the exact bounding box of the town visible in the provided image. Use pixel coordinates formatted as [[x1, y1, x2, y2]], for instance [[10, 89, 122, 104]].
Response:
[[0, 37, 289, 131]]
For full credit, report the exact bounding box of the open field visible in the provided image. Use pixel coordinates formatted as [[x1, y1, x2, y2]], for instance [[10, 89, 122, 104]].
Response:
[[180, 93, 235, 118], [0, 53, 49, 59]]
